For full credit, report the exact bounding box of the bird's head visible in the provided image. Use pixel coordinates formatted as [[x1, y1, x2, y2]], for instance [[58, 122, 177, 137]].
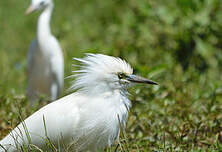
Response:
[[26, 0, 53, 14], [70, 54, 158, 94]]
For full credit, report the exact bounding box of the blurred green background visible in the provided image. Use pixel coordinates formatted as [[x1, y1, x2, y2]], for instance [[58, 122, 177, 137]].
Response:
[[0, 0, 222, 151]]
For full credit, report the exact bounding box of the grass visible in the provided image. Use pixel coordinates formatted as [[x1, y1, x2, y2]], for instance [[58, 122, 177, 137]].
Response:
[[0, 0, 222, 151]]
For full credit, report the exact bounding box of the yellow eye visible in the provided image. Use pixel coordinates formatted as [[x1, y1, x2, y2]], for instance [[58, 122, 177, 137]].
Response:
[[118, 73, 126, 79]]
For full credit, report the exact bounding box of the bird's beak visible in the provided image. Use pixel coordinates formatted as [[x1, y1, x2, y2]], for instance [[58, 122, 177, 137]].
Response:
[[25, 5, 35, 15], [126, 75, 158, 85]]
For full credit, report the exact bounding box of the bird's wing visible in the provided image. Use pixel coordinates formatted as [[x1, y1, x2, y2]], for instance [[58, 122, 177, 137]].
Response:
[[49, 36, 64, 96], [25, 93, 80, 138], [0, 93, 82, 150]]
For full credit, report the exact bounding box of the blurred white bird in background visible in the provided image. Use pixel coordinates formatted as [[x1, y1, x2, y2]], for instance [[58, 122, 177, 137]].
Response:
[[26, 0, 64, 104], [0, 54, 158, 152]]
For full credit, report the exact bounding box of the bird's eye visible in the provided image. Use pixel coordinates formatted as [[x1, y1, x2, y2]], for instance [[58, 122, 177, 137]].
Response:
[[118, 73, 126, 79], [40, 1, 45, 6]]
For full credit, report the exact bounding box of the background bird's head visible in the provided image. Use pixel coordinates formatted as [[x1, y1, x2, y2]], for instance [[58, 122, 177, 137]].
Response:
[[70, 54, 157, 95], [26, 0, 53, 14]]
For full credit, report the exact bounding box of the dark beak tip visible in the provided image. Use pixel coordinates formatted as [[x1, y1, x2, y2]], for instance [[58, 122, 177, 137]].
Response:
[[127, 74, 158, 85], [144, 79, 158, 85], [149, 81, 159, 85], [154, 81, 159, 85]]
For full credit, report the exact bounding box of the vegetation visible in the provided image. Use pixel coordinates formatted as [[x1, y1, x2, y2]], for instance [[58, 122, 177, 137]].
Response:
[[0, 0, 222, 151]]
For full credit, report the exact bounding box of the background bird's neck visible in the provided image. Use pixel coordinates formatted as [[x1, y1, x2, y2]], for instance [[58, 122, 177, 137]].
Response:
[[37, 4, 53, 39]]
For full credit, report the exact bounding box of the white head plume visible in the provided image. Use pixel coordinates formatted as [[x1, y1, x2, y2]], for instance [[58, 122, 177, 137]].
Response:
[[70, 54, 133, 94]]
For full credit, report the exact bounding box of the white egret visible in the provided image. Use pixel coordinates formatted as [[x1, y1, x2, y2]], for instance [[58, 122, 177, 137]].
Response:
[[0, 54, 157, 151], [26, 0, 64, 104]]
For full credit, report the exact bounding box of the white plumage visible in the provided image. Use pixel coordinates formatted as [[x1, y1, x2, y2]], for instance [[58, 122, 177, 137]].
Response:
[[26, 0, 64, 104], [0, 54, 157, 152]]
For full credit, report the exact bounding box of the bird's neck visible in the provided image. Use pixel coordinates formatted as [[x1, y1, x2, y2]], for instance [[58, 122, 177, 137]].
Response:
[[81, 85, 130, 108], [37, 4, 53, 40]]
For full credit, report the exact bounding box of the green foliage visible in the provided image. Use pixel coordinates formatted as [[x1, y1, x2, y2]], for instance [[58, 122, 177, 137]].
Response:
[[0, 0, 222, 151]]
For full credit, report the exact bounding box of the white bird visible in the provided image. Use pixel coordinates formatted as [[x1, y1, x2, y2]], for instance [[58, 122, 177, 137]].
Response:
[[0, 54, 157, 152], [26, 0, 64, 104]]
